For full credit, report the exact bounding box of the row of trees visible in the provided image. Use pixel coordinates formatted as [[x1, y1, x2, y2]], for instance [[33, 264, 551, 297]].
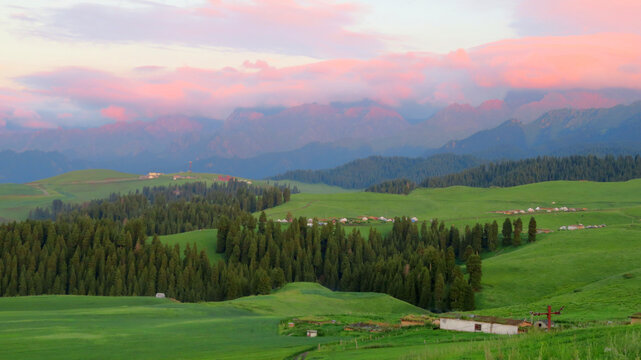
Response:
[[365, 178, 417, 195], [0, 212, 537, 311], [270, 154, 483, 189], [29, 181, 291, 236], [421, 155, 641, 188]]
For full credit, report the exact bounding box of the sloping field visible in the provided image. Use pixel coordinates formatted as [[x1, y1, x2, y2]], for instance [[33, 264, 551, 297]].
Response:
[[34, 169, 138, 184], [476, 224, 641, 317], [0, 183, 41, 196], [0, 170, 251, 221], [156, 229, 222, 262], [0, 283, 422, 360], [264, 179, 641, 229]]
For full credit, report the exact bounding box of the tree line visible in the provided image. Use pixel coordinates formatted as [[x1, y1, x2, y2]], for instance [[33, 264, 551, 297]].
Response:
[[29, 180, 291, 235], [421, 155, 641, 188], [270, 154, 482, 189], [365, 179, 417, 195], [0, 200, 537, 312]]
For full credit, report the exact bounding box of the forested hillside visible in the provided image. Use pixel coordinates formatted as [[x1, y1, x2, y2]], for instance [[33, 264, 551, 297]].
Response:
[[270, 154, 483, 189], [421, 155, 641, 188], [3, 178, 537, 312]]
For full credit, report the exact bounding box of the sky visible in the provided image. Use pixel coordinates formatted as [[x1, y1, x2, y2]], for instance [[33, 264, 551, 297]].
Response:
[[1, 0, 641, 128]]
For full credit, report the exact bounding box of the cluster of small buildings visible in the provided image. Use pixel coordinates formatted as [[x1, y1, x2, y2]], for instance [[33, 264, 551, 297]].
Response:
[[173, 175, 196, 181], [141, 172, 164, 180], [493, 206, 587, 216], [274, 216, 420, 226], [559, 224, 606, 231], [216, 175, 252, 184]]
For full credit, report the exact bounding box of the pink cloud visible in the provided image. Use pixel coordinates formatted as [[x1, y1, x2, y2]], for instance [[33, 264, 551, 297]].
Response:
[[10, 33, 641, 126], [57, 112, 74, 119], [101, 105, 133, 122], [22, 119, 57, 129], [29, 0, 382, 58], [516, 0, 641, 36]]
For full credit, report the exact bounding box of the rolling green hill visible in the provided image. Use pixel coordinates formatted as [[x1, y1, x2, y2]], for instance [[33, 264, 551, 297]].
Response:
[[0, 283, 423, 360], [1, 282, 638, 360], [261, 178, 641, 328], [263, 179, 641, 229], [0, 170, 254, 221]]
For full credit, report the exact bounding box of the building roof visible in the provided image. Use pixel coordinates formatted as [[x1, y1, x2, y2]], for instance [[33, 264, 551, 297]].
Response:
[[440, 315, 528, 327]]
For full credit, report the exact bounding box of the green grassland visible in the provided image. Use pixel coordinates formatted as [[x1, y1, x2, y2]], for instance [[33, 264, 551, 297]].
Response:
[[263, 179, 641, 323], [0, 170, 253, 221], [155, 229, 222, 262], [0, 183, 41, 196], [1, 283, 638, 360], [3, 172, 641, 358], [0, 283, 425, 360], [264, 179, 641, 229]]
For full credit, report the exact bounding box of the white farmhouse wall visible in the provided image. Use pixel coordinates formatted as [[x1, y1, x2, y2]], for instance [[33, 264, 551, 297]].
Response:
[[440, 318, 518, 335]]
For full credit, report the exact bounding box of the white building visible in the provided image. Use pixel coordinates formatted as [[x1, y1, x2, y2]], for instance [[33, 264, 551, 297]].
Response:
[[439, 316, 529, 335], [155, 293, 166, 298]]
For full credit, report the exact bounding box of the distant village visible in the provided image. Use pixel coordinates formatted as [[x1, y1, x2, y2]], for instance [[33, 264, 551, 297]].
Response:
[[140, 172, 252, 184], [492, 205, 588, 215], [275, 216, 420, 226]]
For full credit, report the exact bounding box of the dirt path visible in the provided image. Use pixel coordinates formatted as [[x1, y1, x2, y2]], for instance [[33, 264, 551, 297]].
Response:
[[27, 184, 50, 196], [293, 352, 308, 360]]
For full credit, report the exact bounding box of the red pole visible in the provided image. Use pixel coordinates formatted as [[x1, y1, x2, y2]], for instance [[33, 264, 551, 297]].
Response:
[[547, 305, 552, 331]]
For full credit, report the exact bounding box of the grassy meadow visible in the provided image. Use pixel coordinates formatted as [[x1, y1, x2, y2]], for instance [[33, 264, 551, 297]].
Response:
[[0, 170, 251, 221], [0, 283, 424, 360], [2, 170, 641, 358]]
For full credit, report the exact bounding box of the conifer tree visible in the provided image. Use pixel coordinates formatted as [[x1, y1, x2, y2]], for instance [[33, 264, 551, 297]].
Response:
[[502, 218, 512, 246], [433, 271, 445, 312], [466, 254, 482, 291], [513, 218, 522, 246], [528, 217, 537, 243], [488, 221, 499, 251]]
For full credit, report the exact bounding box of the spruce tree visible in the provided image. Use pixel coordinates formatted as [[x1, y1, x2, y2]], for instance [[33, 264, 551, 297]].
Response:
[[489, 221, 499, 251], [466, 254, 482, 291], [501, 218, 512, 247], [528, 217, 537, 243], [513, 218, 522, 246]]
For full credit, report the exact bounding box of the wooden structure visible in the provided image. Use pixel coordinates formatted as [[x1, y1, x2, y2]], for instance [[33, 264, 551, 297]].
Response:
[[631, 313, 641, 325], [530, 305, 564, 331]]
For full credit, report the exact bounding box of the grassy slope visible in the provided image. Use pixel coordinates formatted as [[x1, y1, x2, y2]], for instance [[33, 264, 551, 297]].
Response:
[[476, 224, 641, 321], [0, 170, 252, 221], [0, 283, 423, 360], [263, 180, 641, 227], [155, 229, 222, 262], [0, 183, 41, 196], [263, 179, 641, 326]]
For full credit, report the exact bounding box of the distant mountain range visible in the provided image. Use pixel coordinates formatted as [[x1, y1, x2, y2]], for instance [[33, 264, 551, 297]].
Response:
[[434, 101, 641, 159], [2, 89, 641, 183]]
